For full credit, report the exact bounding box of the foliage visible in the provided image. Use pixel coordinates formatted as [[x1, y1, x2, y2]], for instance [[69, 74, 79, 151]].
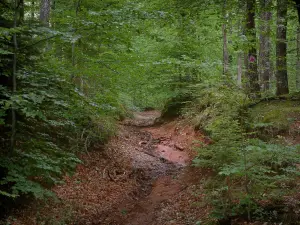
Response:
[[248, 100, 300, 138], [188, 84, 300, 222], [0, 0, 117, 200], [1, 0, 300, 223]]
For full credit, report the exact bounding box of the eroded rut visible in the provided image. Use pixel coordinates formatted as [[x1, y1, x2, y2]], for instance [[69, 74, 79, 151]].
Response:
[[101, 111, 198, 225], [12, 111, 209, 225]]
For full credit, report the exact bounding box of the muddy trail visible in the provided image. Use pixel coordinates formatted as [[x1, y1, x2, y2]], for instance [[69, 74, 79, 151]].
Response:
[[11, 111, 210, 225]]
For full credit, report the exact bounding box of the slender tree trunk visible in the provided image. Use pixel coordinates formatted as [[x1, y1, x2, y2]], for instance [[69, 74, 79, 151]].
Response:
[[222, 0, 229, 77], [70, 0, 82, 81], [246, 0, 260, 97], [296, 26, 300, 89], [31, 1, 35, 21], [295, 0, 300, 24], [223, 24, 229, 77], [70, 0, 82, 80], [276, 0, 289, 95], [236, 1, 247, 88], [259, 0, 272, 92], [237, 52, 243, 87], [71, 41, 75, 81], [11, 0, 19, 152], [244, 52, 249, 80], [39, 0, 51, 24], [19, 0, 24, 24]]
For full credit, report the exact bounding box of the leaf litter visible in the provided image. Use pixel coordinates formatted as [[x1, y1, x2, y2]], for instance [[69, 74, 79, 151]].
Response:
[[6, 111, 212, 225]]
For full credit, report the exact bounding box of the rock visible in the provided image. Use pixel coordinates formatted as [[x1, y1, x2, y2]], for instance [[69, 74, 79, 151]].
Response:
[[175, 144, 184, 151], [139, 141, 147, 145]]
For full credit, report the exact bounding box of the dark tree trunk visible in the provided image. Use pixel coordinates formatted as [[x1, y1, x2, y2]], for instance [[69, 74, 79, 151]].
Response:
[[259, 0, 272, 91], [297, 26, 300, 89], [294, 0, 300, 24], [31, 1, 35, 21], [246, 0, 260, 97], [19, 0, 24, 24], [223, 24, 229, 76], [11, 0, 20, 152], [237, 52, 243, 87], [276, 0, 289, 96]]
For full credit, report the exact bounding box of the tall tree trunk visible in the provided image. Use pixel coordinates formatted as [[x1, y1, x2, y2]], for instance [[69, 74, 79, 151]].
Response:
[[237, 1, 246, 88], [11, 0, 19, 152], [244, 52, 249, 81], [223, 24, 229, 77], [276, 0, 289, 95], [294, 0, 300, 24], [222, 0, 229, 77], [259, 0, 272, 92], [31, 1, 35, 21], [39, 0, 51, 25], [71, 42, 75, 70], [246, 0, 260, 97], [237, 52, 243, 87], [296, 26, 300, 89], [70, 0, 82, 81], [19, 0, 24, 24]]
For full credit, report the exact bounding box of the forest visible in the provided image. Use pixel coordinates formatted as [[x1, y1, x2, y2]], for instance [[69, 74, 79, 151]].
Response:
[[1, 0, 300, 224]]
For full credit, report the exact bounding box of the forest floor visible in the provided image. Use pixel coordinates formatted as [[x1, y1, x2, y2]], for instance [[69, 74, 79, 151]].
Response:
[[8, 111, 213, 225]]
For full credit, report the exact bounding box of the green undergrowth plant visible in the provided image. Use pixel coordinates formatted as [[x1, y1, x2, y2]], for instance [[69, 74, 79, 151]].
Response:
[[247, 100, 300, 139], [186, 84, 300, 223], [0, 57, 117, 200]]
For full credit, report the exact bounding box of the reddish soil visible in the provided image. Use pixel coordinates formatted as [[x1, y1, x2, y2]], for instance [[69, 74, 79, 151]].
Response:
[[6, 111, 210, 225]]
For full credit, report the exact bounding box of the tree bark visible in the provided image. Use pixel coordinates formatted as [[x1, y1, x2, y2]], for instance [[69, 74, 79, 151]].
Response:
[[223, 24, 229, 77], [11, 0, 19, 153], [276, 0, 289, 96], [70, 0, 82, 81], [259, 0, 272, 92], [39, 0, 51, 24], [19, 0, 24, 24], [222, 0, 229, 77], [246, 0, 260, 97], [237, 52, 243, 87], [294, 0, 300, 24], [296, 26, 300, 89]]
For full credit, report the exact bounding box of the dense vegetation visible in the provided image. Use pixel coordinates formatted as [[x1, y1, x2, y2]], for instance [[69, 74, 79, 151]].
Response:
[[1, 0, 300, 223]]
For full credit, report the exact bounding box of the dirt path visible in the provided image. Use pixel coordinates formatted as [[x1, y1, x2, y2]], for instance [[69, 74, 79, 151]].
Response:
[[99, 111, 210, 225], [10, 111, 210, 225]]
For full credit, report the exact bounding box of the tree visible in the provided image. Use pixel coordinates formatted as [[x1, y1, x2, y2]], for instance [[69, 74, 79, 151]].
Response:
[[276, 0, 289, 95], [39, 0, 51, 24], [11, 0, 21, 152], [246, 0, 260, 97], [237, 1, 246, 88], [294, 0, 300, 24], [259, 0, 272, 91], [222, 0, 229, 77], [297, 25, 300, 89]]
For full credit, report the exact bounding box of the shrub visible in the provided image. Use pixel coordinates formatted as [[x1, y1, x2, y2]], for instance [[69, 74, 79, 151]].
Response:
[[188, 84, 300, 222]]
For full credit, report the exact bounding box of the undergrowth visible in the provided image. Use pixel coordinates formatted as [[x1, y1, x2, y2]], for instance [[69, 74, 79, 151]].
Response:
[[248, 100, 300, 139], [0, 56, 118, 203], [183, 84, 300, 223]]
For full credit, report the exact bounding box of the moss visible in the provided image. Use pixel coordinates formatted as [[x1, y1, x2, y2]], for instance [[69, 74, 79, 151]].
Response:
[[248, 100, 300, 136]]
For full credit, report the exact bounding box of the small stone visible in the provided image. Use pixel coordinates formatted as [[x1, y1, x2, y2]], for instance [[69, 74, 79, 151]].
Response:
[[139, 141, 147, 145], [175, 144, 184, 151]]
